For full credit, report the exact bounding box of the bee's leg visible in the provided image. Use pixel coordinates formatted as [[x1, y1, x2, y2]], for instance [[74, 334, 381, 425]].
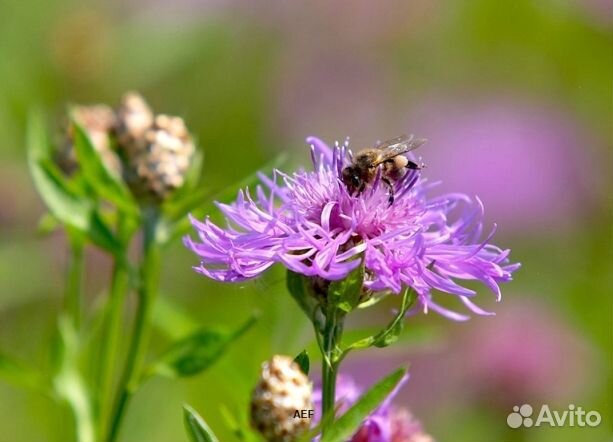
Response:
[[382, 177, 395, 206]]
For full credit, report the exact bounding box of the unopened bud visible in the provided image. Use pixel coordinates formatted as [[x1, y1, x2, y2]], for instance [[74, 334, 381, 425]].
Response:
[[114, 91, 154, 154], [250, 355, 312, 442], [57, 104, 120, 175], [122, 111, 195, 201]]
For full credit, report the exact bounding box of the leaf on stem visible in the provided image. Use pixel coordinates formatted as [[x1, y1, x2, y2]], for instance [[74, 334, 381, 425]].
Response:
[[148, 313, 258, 379], [293, 350, 310, 375], [345, 287, 416, 351], [184, 404, 219, 442], [286, 271, 324, 333], [27, 112, 122, 256], [71, 121, 137, 215], [328, 261, 364, 314], [320, 368, 407, 442], [28, 113, 92, 231]]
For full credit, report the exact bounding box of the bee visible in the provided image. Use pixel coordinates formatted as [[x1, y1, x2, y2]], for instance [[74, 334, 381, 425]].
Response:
[[341, 134, 427, 205]]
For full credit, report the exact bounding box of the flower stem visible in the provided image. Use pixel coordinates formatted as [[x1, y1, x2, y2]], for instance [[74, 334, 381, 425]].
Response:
[[107, 208, 160, 442], [97, 215, 132, 440], [65, 233, 84, 329], [320, 307, 344, 436]]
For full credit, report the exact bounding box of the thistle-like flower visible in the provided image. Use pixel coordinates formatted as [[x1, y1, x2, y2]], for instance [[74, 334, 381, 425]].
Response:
[[250, 355, 313, 442], [313, 374, 433, 442], [185, 137, 519, 320]]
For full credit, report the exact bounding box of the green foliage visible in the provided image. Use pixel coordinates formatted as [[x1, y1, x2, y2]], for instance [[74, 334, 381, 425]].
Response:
[[328, 261, 364, 314], [286, 270, 324, 333], [183, 405, 219, 442], [345, 287, 417, 351], [293, 350, 310, 375], [321, 368, 407, 442], [148, 314, 258, 379], [70, 121, 137, 215], [26, 112, 122, 256]]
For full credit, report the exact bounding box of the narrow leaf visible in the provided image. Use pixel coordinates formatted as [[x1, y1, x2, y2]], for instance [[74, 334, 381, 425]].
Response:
[[149, 314, 258, 378], [345, 287, 416, 351], [321, 368, 407, 442], [293, 350, 310, 375], [184, 404, 219, 442], [27, 113, 92, 231], [71, 122, 137, 214], [27, 113, 122, 255]]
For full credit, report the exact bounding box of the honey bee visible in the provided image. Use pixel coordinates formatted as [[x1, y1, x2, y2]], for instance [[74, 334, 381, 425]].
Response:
[[341, 134, 426, 205]]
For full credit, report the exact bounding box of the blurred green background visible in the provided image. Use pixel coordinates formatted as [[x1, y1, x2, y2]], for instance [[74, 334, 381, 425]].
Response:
[[0, 0, 611, 441]]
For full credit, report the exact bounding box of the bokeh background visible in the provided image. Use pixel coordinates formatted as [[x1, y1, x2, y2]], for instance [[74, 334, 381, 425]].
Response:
[[0, 0, 611, 441]]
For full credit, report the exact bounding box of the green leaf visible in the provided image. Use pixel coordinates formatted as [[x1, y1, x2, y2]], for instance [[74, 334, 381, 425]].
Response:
[[328, 261, 364, 313], [88, 211, 123, 257], [27, 112, 122, 256], [373, 321, 403, 348], [321, 368, 407, 442], [286, 271, 324, 333], [293, 350, 310, 375], [345, 287, 416, 351], [148, 313, 258, 378], [183, 404, 219, 442], [71, 121, 137, 214], [27, 113, 93, 231]]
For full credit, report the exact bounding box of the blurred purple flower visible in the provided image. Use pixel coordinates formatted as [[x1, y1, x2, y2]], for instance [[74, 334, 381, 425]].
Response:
[[409, 97, 602, 231], [312, 374, 434, 442], [459, 298, 600, 406], [185, 137, 519, 320]]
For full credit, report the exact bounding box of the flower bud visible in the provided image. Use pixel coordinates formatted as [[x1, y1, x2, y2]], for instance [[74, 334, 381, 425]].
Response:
[[57, 104, 120, 175], [122, 112, 195, 201], [250, 355, 313, 442], [114, 91, 154, 154]]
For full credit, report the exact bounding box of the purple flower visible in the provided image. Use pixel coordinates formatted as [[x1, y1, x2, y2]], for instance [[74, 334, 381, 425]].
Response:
[[184, 137, 519, 320], [312, 374, 434, 442]]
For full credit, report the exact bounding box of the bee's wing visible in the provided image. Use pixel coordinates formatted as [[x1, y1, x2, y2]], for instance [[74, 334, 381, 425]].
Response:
[[374, 134, 427, 164]]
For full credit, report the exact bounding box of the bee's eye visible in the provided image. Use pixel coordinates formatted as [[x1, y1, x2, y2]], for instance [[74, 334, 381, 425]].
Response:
[[352, 176, 360, 187]]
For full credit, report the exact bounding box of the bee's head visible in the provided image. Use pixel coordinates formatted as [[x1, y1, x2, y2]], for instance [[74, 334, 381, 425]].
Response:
[[342, 166, 362, 192]]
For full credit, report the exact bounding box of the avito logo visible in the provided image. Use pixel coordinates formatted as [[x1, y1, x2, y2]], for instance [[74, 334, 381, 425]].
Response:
[[507, 404, 601, 429]]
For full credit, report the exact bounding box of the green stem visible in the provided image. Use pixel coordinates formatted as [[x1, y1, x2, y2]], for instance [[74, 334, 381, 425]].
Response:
[[97, 216, 132, 440], [320, 308, 344, 437], [107, 208, 160, 442], [65, 233, 84, 329]]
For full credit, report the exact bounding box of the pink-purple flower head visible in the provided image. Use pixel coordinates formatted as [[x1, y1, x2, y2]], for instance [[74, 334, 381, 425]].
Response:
[[313, 374, 434, 442], [184, 136, 519, 320]]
